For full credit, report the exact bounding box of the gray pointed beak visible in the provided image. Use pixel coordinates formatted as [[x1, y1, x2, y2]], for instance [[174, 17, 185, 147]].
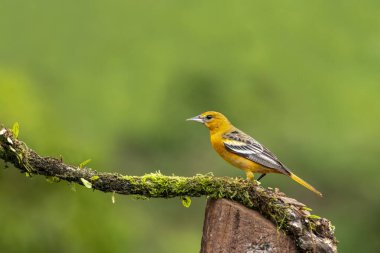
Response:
[[186, 115, 204, 123]]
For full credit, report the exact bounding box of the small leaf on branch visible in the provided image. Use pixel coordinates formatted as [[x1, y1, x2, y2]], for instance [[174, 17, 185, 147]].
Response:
[[112, 191, 116, 204], [181, 196, 191, 208], [12, 122, 19, 138], [79, 159, 91, 168], [80, 178, 92, 188]]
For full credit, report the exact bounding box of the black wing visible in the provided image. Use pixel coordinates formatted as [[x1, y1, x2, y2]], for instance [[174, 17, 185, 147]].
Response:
[[223, 129, 291, 175]]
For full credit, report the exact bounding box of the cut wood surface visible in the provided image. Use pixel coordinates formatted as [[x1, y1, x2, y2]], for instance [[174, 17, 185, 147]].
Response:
[[201, 198, 298, 253]]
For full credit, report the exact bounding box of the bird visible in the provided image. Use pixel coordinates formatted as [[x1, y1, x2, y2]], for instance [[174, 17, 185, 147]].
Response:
[[187, 111, 322, 196]]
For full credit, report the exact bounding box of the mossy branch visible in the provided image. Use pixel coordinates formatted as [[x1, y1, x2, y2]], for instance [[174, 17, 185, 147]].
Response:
[[0, 126, 337, 253]]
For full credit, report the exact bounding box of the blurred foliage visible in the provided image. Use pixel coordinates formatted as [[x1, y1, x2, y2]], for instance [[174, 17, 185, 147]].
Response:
[[1, 0, 380, 252]]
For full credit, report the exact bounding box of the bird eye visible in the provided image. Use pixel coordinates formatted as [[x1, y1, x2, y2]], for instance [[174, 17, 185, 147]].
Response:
[[205, 115, 213, 120]]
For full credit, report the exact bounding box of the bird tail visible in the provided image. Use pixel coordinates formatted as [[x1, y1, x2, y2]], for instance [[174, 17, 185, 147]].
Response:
[[289, 173, 322, 197]]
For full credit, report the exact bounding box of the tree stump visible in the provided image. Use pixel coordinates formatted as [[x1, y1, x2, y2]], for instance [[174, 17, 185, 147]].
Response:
[[201, 198, 298, 253]]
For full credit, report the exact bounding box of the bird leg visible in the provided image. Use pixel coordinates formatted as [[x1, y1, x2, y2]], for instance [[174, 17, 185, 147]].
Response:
[[245, 171, 254, 181], [257, 173, 267, 181]]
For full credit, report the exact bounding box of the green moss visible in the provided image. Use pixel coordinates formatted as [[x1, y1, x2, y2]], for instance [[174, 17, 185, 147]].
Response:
[[120, 172, 255, 208], [90, 175, 100, 181], [307, 214, 321, 219], [131, 195, 149, 200], [302, 206, 313, 212]]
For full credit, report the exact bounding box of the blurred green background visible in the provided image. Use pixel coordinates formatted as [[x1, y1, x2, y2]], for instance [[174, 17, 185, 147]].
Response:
[[1, 1, 379, 252]]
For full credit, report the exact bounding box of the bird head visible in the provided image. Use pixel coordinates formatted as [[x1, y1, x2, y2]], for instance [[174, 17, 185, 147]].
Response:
[[187, 111, 232, 132]]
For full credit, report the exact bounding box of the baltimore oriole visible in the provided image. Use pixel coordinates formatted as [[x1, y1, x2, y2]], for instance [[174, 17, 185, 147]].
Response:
[[187, 111, 322, 196]]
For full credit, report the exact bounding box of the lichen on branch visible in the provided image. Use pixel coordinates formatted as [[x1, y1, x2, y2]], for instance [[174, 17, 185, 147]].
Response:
[[0, 126, 337, 253]]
